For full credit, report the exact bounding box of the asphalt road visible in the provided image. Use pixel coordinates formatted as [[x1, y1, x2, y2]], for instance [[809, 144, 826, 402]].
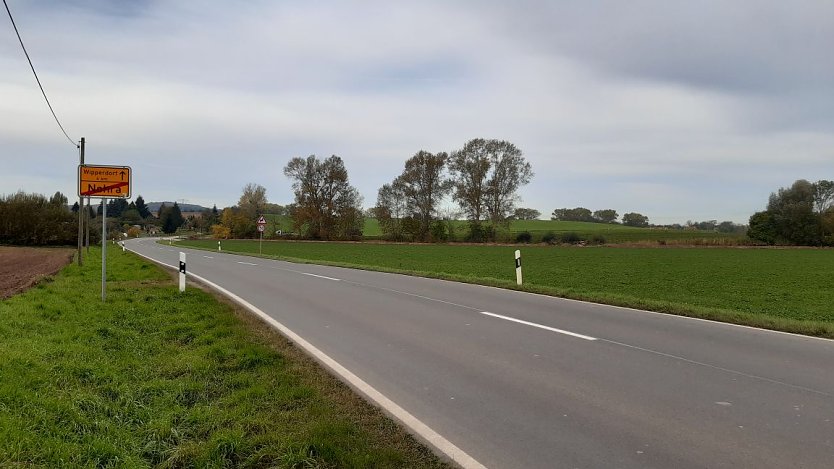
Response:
[[125, 238, 834, 468]]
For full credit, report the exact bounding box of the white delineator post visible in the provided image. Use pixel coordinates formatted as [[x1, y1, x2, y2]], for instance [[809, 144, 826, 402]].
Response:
[[218, 241, 221, 252], [179, 252, 186, 292], [515, 249, 522, 285]]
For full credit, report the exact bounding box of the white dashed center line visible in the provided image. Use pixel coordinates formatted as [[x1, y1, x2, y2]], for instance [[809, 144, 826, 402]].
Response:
[[301, 272, 341, 281], [479, 311, 597, 341]]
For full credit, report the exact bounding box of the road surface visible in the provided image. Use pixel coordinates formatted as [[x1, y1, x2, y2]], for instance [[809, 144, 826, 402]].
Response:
[[125, 238, 834, 468]]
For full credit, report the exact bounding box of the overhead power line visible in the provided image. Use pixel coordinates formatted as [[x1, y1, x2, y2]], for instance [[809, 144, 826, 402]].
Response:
[[3, 0, 77, 148]]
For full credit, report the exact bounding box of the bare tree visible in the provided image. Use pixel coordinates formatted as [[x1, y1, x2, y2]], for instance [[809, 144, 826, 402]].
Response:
[[373, 181, 408, 240], [484, 141, 532, 226], [449, 138, 491, 223], [449, 139, 533, 231], [284, 155, 363, 240]]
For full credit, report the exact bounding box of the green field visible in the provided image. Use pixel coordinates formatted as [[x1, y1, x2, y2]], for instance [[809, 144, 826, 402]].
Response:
[[262, 215, 739, 244], [179, 239, 834, 337], [0, 247, 446, 467]]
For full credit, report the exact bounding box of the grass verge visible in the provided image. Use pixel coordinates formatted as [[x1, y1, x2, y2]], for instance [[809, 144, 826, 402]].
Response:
[[0, 246, 449, 468], [175, 239, 834, 339]]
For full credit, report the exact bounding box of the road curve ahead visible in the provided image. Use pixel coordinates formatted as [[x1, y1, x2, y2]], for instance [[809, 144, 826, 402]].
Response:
[[126, 238, 834, 469]]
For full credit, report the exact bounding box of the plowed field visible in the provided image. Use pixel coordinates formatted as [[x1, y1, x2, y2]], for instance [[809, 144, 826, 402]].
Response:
[[0, 247, 72, 298]]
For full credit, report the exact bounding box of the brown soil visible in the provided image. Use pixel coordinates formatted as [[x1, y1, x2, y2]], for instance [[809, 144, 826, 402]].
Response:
[[0, 247, 73, 299]]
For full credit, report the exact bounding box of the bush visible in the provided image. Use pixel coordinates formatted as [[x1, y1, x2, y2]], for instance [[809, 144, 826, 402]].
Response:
[[590, 234, 606, 245], [430, 220, 448, 242], [515, 231, 532, 243], [465, 223, 495, 243], [542, 231, 557, 245], [559, 232, 582, 244], [211, 224, 231, 239]]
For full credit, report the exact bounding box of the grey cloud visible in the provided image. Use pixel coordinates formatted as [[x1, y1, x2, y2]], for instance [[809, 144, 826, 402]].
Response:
[[490, 1, 834, 94]]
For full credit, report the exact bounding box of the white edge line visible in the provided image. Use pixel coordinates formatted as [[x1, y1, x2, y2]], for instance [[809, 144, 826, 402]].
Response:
[[127, 245, 486, 469], [480, 311, 597, 341]]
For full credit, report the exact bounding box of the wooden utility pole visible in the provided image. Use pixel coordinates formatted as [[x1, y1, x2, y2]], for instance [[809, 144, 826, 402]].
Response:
[[77, 137, 85, 265]]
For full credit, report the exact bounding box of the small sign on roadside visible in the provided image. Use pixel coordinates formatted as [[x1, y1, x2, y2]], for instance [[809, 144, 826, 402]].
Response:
[[256, 215, 266, 253]]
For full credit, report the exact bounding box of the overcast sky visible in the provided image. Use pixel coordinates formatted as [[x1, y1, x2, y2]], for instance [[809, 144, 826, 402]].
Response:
[[3, 0, 832, 224]]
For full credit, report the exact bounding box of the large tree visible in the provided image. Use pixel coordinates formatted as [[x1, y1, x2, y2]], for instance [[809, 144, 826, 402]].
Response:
[[512, 207, 541, 220], [747, 211, 777, 244], [593, 209, 619, 224], [551, 207, 593, 222], [484, 141, 532, 225], [284, 155, 363, 240], [448, 139, 491, 223], [106, 198, 129, 218], [449, 138, 533, 232], [622, 212, 649, 227], [238, 183, 268, 220], [134, 195, 152, 219], [751, 179, 823, 245], [159, 202, 185, 234], [395, 150, 453, 241], [220, 207, 252, 238]]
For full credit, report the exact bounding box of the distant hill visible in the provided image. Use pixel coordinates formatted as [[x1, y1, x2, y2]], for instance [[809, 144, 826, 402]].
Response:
[[147, 202, 209, 213]]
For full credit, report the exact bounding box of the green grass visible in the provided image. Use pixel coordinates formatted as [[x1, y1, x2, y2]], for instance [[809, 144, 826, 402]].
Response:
[[0, 247, 448, 468], [179, 239, 834, 338], [262, 214, 295, 234]]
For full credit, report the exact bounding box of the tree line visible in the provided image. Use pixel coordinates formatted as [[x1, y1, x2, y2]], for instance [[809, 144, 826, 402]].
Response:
[[205, 138, 534, 242], [0, 191, 77, 245], [8, 162, 827, 248], [549, 207, 651, 226], [748, 179, 834, 246]]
